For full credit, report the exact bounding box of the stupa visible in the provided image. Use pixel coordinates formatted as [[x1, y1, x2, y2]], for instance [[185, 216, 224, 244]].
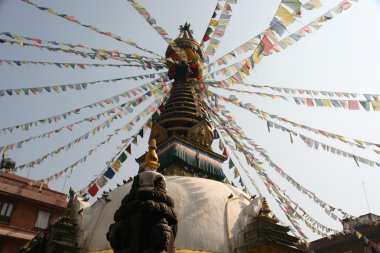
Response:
[[68, 24, 305, 253]]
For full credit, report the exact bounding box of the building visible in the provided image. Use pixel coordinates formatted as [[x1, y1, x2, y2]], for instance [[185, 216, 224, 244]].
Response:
[[311, 213, 380, 253], [66, 23, 305, 253], [0, 172, 67, 253]]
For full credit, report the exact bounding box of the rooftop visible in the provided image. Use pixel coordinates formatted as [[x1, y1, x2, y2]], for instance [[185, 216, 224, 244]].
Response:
[[0, 172, 67, 209]]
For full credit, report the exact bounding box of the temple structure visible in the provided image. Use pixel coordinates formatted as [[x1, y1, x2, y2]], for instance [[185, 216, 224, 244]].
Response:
[[23, 24, 306, 253]]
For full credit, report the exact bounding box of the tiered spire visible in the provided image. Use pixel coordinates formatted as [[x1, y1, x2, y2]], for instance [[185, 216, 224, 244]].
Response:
[[137, 24, 226, 181]]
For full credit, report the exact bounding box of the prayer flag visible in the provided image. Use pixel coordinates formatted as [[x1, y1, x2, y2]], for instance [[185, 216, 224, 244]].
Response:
[[96, 175, 108, 188], [348, 100, 359, 110], [282, 0, 302, 11], [303, 0, 322, 10], [270, 17, 287, 36], [223, 148, 229, 157], [118, 152, 128, 163], [261, 35, 274, 53], [138, 128, 144, 138], [88, 183, 99, 197], [275, 5, 295, 26], [306, 98, 314, 107], [229, 158, 234, 169], [126, 144, 132, 154], [213, 129, 220, 139], [359, 101, 370, 111], [233, 168, 239, 178], [371, 100, 380, 111], [111, 160, 122, 171], [206, 27, 213, 35], [104, 167, 116, 179]]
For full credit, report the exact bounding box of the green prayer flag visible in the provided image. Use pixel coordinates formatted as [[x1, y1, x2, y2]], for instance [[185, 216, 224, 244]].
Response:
[[118, 152, 128, 163], [281, 0, 302, 11], [228, 158, 234, 169], [206, 27, 213, 35]]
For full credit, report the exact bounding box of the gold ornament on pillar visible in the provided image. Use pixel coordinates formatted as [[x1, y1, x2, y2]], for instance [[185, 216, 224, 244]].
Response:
[[141, 139, 160, 170]]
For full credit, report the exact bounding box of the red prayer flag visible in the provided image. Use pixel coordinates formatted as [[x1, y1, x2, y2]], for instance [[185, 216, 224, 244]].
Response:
[[202, 34, 211, 42], [225, 3, 232, 12], [223, 148, 229, 157], [126, 144, 132, 154], [88, 183, 99, 197], [261, 35, 274, 53], [306, 98, 314, 107], [348, 100, 359, 110], [214, 29, 225, 37]]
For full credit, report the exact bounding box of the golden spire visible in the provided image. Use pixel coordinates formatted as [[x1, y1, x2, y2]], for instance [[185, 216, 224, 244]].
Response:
[[141, 139, 160, 170], [259, 198, 279, 223]]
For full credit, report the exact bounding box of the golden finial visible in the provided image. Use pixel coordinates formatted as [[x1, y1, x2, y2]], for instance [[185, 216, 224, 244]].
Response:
[[141, 139, 160, 170], [259, 197, 278, 223]]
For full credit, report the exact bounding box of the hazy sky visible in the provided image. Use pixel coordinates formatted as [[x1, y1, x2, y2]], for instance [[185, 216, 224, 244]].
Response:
[[1, 0, 379, 241]]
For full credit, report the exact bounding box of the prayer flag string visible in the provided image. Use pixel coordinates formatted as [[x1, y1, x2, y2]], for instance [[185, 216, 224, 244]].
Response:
[[210, 91, 380, 167], [1, 84, 168, 153], [205, 0, 324, 72], [207, 0, 355, 83], [211, 109, 341, 238], [76, 126, 149, 195], [34, 95, 167, 185], [126, 0, 188, 61], [0, 38, 164, 68], [230, 82, 380, 102], [0, 77, 168, 135], [210, 84, 380, 112], [203, 0, 237, 57], [0, 59, 159, 70], [14, 82, 172, 170], [209, 96, 354, 219], [0, 32, 162, 62], [21, 0, 162, 58], [0, 71, 167, 97], [210, 90, 380, 154]]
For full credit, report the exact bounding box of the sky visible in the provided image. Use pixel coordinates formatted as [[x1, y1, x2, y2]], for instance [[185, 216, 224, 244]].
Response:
[[1, 0, 380, 241]]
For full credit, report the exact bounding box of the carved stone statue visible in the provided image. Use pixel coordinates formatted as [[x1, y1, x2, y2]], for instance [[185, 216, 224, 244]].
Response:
[[107, 139, 178, 253]]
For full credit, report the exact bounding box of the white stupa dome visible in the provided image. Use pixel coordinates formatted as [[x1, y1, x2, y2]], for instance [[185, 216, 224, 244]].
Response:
[[74, 176, 263, 253]]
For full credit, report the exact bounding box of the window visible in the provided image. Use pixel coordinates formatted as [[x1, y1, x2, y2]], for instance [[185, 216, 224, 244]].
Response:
[[35, 210, 51, 229], [0, 201, 14, 223]]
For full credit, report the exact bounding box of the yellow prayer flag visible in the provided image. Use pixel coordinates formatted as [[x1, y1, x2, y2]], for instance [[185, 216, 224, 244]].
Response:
[[111, 160, 122, 172], [283, 37, 294, 46], [371, 100, 380, 111], [309, 0, 322, 9], [152, 89, 159, 97], [338, 136, 346, 142], [318, 16, 326, 23], [253, 47, 263, 64], [209, 20, 219, 26], [275, 5, 295, 26], [355, 231, 362, 239], [321, 99, 332, 107]]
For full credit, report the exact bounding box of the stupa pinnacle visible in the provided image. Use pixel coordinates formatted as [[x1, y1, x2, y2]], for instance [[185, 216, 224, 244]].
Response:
[[137, 23, 226, 181]]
